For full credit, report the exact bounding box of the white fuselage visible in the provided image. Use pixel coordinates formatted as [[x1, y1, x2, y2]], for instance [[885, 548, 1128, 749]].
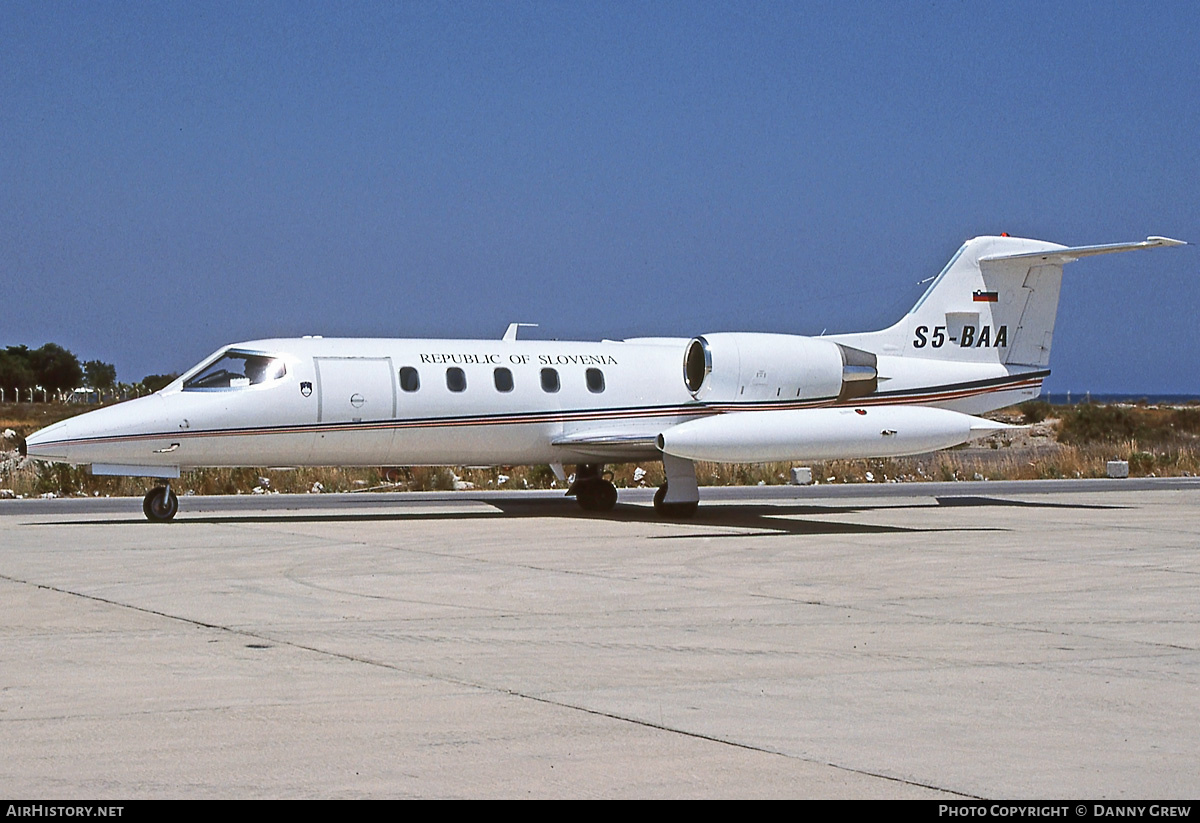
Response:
[[23, 333, 1043, 474]]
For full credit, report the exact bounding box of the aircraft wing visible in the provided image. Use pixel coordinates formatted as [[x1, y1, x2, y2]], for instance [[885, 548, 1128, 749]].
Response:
[[551, 431, 662, 461]]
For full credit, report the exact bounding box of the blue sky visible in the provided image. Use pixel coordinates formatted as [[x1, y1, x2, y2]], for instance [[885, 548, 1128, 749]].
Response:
[[4, 1, 1197, 392]]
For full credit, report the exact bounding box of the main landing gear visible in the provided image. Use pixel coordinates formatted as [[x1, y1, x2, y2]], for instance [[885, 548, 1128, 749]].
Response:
[[143, 485, 179, 522], [567, 456, 702, 518], [654, 453, 699, 518], [652, 483, 699, 519], [568, 464, 619, 512]]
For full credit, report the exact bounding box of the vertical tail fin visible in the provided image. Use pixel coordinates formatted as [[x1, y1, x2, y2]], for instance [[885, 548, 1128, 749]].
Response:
[[835, 235, 1185, 367], [909, 235, 1067, 367]]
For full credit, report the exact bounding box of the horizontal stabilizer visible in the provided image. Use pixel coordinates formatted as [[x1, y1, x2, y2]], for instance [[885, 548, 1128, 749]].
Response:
[[980, 236, 1186, 265]]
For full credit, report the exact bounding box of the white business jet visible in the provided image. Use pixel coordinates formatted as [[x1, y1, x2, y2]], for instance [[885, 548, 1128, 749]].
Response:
[[22, 234, 1184, 521]]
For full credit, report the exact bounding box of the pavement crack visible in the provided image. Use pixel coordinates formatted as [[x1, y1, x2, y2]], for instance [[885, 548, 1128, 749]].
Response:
[[510, 691, 981, 799], [2, 570, 974, 797]]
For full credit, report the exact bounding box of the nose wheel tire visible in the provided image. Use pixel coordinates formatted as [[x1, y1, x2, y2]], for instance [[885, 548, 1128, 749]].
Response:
[[653, 483, 698, 519], [143, 487, 179, 522]]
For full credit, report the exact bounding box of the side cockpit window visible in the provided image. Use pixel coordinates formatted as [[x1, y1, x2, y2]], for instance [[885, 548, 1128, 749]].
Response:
[[183, 351, 286, 390]]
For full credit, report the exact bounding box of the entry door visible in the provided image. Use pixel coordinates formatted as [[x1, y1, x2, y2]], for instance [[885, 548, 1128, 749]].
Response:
[[315, 358, 396, 423]]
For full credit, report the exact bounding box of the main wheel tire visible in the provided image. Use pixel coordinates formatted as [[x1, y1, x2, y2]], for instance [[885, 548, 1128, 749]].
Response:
[[576, 484, 598, 511], [594, 479, 618, 512], [576, 479, 618, 512], [143, 487, 179, 522], [653, 483, 698, 519]]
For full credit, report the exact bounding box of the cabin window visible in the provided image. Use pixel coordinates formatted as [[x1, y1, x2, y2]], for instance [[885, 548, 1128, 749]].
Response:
[[183, 351, 286, 391], [586, 368, 605, 393], [540, 368, 560, 393], [493, 367, 514, 392], [399, 367, 420, 392], [446, 367, 466, 392]]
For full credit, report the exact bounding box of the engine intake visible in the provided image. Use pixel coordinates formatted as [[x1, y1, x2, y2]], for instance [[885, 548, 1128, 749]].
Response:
[[684, 337, 712, 394]]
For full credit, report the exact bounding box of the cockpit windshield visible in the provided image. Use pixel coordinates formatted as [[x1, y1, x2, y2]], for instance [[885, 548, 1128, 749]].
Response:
[[183, 351, 286, 390]]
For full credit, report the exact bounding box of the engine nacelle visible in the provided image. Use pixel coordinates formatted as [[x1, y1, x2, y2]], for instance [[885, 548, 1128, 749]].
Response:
[[683, 333, 878, 403]]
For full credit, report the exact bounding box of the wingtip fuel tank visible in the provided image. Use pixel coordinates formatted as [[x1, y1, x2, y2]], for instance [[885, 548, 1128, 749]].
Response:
[[657, 405, 1010, 464]]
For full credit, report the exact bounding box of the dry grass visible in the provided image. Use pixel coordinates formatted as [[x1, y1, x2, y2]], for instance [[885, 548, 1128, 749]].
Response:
[[0, 403, 77, 434]]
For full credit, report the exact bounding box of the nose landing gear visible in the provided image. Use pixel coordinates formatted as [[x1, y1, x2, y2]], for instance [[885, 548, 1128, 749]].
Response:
[[143, 485, 179, 522]]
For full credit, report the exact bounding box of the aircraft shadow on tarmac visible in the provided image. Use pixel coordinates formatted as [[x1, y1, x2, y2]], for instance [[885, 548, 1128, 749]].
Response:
[[614, 496, 1124, 539], [932, 495, 1123, 510], [43, 493, 1122, 537]]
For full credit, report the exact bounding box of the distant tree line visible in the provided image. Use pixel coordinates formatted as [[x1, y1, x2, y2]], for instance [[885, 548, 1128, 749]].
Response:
[[1, 344, 89, 392], [0, 343, 177, 401]]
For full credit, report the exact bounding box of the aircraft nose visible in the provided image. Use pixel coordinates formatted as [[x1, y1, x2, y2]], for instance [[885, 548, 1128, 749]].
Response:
[[23, 420, 71, 461], [23, 394, 179, 467]]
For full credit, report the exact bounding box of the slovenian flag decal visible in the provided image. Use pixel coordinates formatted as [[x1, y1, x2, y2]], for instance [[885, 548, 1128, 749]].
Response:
[[973, 290, 999, 302]]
